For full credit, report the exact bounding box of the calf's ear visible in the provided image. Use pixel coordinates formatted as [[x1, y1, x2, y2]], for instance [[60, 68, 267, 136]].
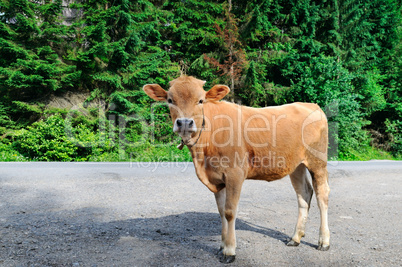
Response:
[[205, 85, 230, 101], [143, 84, 168, 101]]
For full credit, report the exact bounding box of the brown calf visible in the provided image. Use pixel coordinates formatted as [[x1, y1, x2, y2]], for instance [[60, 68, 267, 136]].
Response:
[[143, 75, 330, 263]]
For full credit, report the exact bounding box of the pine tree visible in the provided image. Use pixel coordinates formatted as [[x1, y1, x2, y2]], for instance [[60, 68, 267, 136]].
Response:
[[161, 0, 225, 63], [238, 0, 284, 49], [203, 0, 246, 101], [241, 61, 265, 106], [0, 0, 80, 102], [66, 0, 179, 94]]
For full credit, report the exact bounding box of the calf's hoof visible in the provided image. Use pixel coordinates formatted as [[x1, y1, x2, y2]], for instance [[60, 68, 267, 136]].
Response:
[[317, 244, 330, 251], [286, 240, 300, 247], [220, 255, 236, 264], [218, 250, 236, 264]]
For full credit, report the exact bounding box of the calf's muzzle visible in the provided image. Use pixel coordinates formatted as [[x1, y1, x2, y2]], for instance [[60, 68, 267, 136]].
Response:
[[173, 118, 197, 134]]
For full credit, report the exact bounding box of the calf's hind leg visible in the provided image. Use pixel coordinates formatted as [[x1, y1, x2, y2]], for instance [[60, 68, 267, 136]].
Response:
[[287, 164, 314, 246], [309, 165, 330, 251]]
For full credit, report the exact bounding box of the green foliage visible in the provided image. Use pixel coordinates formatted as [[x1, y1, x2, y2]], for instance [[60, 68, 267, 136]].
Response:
[[0, 102, 14, 129], [10, 108, 192, 162], [0, 142, 27, 161], [288, 55, 370, 156], [13, 115, 78, 161], [241, 61, 266, 107], [0, 0, 81, 100], [0, 0, 400, 161], [162, 0, 225, 62], [339, 145, 399, 161], [12, 113, 120, 161], [385, 119, 402, 157]]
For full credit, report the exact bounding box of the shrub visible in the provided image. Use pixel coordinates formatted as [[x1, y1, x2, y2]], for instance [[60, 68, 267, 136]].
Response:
[[0, 142, 27, 161], [385, 119, 402, 158], [13, 114, 77, 161]]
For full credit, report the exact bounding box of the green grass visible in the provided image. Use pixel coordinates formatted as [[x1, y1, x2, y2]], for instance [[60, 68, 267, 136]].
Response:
[[85, 145, 192, 162], [338, 146, 401, 161]]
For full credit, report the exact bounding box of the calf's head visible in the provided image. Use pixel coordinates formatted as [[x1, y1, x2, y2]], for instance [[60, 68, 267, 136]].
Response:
[[143, 76, 230, 144]]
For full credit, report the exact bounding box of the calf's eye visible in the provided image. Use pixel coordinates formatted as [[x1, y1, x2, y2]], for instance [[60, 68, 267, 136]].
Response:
[[198, 99, 204, 104], [168, 99, 173, 104]]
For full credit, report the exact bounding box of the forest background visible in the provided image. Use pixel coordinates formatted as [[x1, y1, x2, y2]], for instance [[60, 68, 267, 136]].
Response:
[[0, 0, 401, 162]]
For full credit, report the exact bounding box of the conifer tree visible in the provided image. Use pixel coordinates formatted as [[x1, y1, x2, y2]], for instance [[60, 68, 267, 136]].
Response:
[[0, 0, 401, 159], [0, 0, 80, 102], [204, 0, 246, 101]]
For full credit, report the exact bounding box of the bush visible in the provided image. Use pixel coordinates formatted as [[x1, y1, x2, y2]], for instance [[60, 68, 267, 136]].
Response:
[[0, 142, 27, 161], [11, 110, 192, 162], [385, 119, 402, 158], [13, 115, 78, 161]]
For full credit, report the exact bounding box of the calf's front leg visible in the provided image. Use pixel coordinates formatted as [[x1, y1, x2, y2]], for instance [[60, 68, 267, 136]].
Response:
[[214, 172, 244, 264], [214, 188, 228, 253]]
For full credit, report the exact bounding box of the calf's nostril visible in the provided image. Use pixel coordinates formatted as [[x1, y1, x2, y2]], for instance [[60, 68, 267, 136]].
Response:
[[189, 120, 194, 126], [176, 120, 182, 127]]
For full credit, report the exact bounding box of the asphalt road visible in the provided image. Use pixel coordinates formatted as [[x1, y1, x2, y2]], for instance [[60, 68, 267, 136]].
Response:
[[0, 161, 401, 266]]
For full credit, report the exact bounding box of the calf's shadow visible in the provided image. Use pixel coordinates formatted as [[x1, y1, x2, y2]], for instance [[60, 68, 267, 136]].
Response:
[[97, 211, 316, 259]]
